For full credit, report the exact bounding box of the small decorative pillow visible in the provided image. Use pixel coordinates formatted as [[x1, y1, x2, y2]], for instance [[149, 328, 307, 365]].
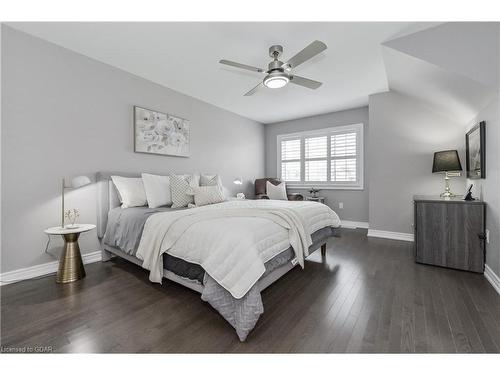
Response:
[[266, 180, 288, 200], [200, 174, 226, 200], [187, 185, 225, 207], [200, 174, 222, 187], [170, 174, 198, 208], [111, 176, 147, 208], [142, 173, 171, 208]]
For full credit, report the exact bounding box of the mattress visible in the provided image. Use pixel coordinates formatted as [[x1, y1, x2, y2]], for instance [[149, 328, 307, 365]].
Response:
[[104, 206, 187, 255]]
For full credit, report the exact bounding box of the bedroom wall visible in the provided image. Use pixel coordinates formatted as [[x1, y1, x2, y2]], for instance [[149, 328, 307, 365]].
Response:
[[265, 106, 369, 223], [368, 90, 466, 235], [1, 26, 265, 273], [466, 92, 500, 277]]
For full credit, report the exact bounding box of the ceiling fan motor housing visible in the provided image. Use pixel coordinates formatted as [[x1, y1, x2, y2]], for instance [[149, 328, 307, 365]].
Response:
[[268, 44, 284, 58], [267, 59, 285, 72]]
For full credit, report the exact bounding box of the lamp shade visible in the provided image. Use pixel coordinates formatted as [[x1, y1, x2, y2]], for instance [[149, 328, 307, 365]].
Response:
[[432, 150, 462, 173], [69, 175, 91, 189]]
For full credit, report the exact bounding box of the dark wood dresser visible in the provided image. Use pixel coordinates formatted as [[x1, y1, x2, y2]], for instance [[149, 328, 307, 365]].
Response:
[[413, 195, 486, 273]]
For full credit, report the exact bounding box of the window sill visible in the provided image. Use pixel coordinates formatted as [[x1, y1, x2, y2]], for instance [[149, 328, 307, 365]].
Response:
[[285, 184, 364, 191]]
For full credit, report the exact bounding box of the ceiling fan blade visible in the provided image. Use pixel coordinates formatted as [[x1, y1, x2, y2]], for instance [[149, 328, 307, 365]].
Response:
[[244, 82, 264, 96], [285, 40, 327, 69], [289, 75, 322, 89], [219, 59, 264, 73]]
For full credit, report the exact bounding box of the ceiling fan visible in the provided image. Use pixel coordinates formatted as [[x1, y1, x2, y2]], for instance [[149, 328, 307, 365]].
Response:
[[219, 40, 327, 96]]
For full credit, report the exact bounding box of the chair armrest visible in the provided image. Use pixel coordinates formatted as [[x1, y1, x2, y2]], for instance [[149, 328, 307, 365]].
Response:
[[287, 193, 304, 201]]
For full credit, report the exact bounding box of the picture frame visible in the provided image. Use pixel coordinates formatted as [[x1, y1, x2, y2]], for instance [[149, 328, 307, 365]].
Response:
[[465, 121, 485, 179], [134, 106, 190, 157]]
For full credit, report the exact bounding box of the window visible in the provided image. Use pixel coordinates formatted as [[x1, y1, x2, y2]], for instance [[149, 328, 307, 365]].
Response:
[[277, 123, 364, 189]]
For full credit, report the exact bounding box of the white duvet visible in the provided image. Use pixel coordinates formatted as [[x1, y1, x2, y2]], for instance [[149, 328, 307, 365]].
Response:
[[136, 199, 341, 298]]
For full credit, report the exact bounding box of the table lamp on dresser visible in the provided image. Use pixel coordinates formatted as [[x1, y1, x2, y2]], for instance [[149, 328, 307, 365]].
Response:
[[432, 150, 463, 198]]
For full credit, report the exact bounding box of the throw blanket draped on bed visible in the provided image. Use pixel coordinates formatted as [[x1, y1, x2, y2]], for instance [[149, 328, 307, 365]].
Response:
[[136, 200, 340, 299]]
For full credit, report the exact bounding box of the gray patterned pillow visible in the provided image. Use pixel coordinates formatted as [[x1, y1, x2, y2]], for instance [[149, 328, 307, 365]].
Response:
[[170, 174, 198, 208], [200, 174, 222, 187], [188, 185, 225, 207]]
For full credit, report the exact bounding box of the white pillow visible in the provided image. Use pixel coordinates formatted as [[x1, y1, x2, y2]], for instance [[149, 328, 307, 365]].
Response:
[[111, 176, 147, 208], [142, 173, 171, 208], [266, 181, 288, 200], [187, 185, 225, 207], [170, 174, 199, 208]]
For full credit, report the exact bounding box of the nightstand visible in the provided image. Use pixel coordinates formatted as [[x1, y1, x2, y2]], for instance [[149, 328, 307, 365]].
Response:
[[305, 196, 326, 204], [414, 196, 486, 273], [44, 224, 96, 283]]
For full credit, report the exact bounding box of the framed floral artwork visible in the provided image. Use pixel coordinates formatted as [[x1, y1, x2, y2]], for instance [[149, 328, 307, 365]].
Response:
[[134, 106, 190, 157]]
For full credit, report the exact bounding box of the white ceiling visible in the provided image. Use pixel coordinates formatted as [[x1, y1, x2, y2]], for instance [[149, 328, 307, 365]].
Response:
[[8, 22, 416, 124], [384, 22, 499, 88], [383, 46, 497, 124], [382, 22, 498, 124]]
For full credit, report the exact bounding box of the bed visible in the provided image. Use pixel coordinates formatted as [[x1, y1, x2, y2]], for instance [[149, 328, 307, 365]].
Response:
[[96, 171, 341, 341]]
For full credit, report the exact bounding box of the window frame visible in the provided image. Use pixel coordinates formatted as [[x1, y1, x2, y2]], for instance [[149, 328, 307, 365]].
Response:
[[276, 123, 364, 190]]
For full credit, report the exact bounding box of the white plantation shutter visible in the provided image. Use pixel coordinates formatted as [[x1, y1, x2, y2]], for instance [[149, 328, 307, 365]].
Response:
[[331, 132, 356, 157], [331, 132, 357, 182], [331, 158, 356, 181], [305, 136, 327, 182], [281, 139, 301, 160], [305, 136, 327, 158], [280, 139, 301, 181], [277, 124, 363, 188], [281, 161, 301, 181]]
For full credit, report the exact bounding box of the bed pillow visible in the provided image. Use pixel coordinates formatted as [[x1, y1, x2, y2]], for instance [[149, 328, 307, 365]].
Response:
[[200, 174, 226, 199], [111, 176, 147, 208], [266, 180, 288, 200], [170, 174, 199, 208], [200, 174, 222, 187], [187, 185, 225, 207], [141, 173, 171, 208]]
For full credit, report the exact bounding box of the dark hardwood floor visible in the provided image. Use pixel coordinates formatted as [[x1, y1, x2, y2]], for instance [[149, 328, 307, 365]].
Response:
[[1, 228, 499, 353]]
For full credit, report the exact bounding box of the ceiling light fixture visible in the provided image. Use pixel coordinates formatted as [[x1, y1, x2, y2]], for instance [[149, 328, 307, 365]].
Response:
[[263, 71, 289, 89], [220, 41, 326, 96]]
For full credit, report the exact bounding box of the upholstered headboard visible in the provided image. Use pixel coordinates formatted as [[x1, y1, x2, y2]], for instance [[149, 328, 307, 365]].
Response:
[[96, 171, 232, 238], [96, 171, 140, 238]]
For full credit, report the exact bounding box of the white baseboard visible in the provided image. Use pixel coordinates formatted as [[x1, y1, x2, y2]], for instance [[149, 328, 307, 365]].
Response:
[[341, 220, 369, 229], [367, 229, 414, 242], [484, 264, 500, 295], [0, 250, 102, 286]]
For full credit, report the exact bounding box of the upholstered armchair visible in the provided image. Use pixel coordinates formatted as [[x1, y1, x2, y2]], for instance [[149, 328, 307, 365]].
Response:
[[254, 178, 304, 201]]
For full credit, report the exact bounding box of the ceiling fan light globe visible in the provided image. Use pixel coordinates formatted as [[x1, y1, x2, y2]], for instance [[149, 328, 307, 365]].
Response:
[[263, 73, 289, 89]]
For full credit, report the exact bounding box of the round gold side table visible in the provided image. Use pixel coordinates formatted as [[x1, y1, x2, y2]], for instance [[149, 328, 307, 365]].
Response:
[[44, 224, 96, 283]]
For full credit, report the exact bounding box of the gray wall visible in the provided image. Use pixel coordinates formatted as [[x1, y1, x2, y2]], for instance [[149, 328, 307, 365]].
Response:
[[368, 90, 466, 234], [1, 26, 265, 273], [265, 107, 369, 223], [466, 93, 500, 276]]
